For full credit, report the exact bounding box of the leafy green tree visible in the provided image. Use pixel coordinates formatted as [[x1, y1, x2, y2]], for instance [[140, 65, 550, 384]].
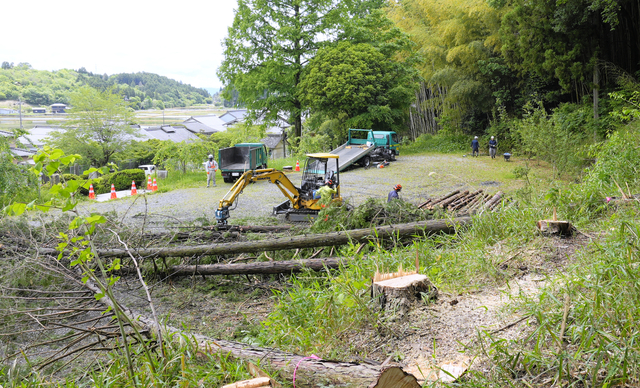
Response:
[[299, 41, 417, 135], [0, 132, 32, 203], [47, 86, 139, 167], [499, 0, 638, 105], [153, 141, 210, 173], [218, 0, 381, 139], [1, 62, 13, 70]]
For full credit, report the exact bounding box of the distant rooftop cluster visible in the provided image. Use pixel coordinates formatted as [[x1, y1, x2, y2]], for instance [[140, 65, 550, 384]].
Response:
[[3, 109, 292, 164]]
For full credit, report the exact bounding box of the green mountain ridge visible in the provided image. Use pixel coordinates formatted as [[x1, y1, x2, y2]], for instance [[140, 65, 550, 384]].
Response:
[[0, 62, 214, 110]]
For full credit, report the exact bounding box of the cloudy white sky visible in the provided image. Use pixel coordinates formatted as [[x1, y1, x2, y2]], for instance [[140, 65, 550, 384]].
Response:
[[2, 0, 237, 91]]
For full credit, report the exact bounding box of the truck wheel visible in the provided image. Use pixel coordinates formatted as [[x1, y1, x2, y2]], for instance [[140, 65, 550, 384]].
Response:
[[223, 177, 233, 183], [361, 156, 371, 168]]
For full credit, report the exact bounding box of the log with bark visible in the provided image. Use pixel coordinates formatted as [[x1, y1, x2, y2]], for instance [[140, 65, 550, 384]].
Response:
[[168, 257, 345, 277], [95, 218, 471, 259], [82, 275, 383, 387], [418, 190, 460, 210], [438, 190, 469, 209]]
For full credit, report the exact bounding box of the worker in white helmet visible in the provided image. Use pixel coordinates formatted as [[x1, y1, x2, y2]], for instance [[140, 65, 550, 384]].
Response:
[[488, 136, 498, 159], [206, 154, 218, 187]]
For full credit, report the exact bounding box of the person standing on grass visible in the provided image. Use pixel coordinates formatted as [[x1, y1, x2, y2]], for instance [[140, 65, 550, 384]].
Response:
[[489, 136, 498, 159], [206, 154, 218, 187], [471, 136, 480, 157], [388, 184, 402, 202]]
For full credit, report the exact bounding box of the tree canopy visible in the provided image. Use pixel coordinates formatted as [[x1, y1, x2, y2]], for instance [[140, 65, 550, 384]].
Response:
[[218, 0, 383, 139], [47, 86, 139, 167], [299, 41, 417, 133]]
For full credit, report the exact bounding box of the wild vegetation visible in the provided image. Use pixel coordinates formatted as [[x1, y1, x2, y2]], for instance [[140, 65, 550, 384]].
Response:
[[2, 0, 640, 386]]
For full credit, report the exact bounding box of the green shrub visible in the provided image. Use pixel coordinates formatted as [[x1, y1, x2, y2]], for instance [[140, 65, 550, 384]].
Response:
[[402, 133, 469, 154], [110, 169, 146, 191]]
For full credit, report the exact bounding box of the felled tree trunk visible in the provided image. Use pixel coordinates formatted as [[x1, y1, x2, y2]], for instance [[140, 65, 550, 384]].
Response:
[[168, 257, 344, 277], [96, 218, 471, 259], [82, 277, 383, 387]]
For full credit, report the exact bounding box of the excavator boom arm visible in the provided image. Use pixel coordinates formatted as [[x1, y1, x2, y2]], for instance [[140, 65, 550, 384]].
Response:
[[216, 169, 301, 225]]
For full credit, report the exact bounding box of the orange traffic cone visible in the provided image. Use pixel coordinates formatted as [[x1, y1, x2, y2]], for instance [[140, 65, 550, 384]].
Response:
[[110, 184, 117, 199], [88, 184, 96, 200], [295, 160, 300, 171], [152, 178, 158, 192], [130, 180, 138, 195], [146, 176, 152, 190]]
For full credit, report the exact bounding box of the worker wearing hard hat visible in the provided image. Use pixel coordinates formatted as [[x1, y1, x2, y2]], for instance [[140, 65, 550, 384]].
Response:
[[489, 136, 498, 159], [471, 136, 480, 157], [206, 154, 218, 187], [388, 184, 402, 202]]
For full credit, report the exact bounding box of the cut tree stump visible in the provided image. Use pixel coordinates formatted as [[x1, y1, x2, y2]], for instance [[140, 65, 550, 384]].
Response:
[[372, 274, 437, 315], [368, 366, 420, 388], [536, 220, 573, 236]]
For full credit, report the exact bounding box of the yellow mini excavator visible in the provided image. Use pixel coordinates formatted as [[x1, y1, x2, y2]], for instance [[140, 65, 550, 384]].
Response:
[[215, 153, 342, 225]]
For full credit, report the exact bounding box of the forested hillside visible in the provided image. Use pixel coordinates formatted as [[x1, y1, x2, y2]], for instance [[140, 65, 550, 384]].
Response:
[[0, 62, 212, 109]]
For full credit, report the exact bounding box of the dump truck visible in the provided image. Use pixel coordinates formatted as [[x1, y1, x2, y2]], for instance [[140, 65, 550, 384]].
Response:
[[216, 153, 342, 225], [330, 129, 399, 171], [218, 143, 268, 183]]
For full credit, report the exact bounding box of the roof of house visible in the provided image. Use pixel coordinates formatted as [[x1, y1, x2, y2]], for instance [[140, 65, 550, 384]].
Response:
[[260, 133, 285, 149], [141, 125, 200, 142], [219, 109, 248, 124], [10, 147, 36, 158], [0, 108, 18, 114], [50, 103, 67, 107], [182, 115, 226, 135], [0, 130, 13, 138], [18, 125, 61, 149]]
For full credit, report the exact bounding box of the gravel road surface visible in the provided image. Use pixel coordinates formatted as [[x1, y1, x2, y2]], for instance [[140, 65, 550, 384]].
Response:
[[79, 154, 507, 230]]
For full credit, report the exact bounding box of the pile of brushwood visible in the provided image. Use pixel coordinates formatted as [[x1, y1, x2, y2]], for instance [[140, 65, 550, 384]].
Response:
[[311, 198, 436, 232]]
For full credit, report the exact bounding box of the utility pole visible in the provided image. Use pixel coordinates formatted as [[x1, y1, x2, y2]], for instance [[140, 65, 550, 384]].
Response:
[[18, 96, 23, 129]]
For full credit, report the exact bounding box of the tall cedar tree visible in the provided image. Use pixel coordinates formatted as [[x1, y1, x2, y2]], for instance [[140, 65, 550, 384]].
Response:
[[218, 0, 382, 139]]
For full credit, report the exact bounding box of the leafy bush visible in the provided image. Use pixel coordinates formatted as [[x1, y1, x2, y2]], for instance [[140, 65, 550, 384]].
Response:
[[77, 169, 145, 195], [401, 133, 469, 154], [513, 101, 589, 178]]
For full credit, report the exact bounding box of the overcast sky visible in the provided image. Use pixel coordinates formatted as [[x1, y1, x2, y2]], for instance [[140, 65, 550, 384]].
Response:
[[2, 0, 237, 91]]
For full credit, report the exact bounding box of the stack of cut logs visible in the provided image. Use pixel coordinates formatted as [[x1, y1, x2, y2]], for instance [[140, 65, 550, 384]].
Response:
[[418, 189, 505, 214]]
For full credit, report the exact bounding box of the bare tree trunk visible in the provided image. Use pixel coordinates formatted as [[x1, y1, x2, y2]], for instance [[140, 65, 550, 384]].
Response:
[[168, 257, 344, 277], [81, 277, 383, 387], [96, 218, 471, 259]]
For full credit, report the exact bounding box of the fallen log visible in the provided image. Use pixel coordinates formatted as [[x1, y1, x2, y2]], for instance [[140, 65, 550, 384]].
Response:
[[216, 225, 294, 233], [458, 191, 485, 213], [481, 191, 503, 212], [450, 190, 483, 211], [82, 277, 383, 387], [168, 257, 345, 277], [438, 190, 469, 209], [421, 190, 460, 209], [96, 217, 472, 259]]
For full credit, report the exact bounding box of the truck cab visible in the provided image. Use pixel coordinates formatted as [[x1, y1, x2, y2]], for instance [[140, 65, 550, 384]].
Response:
[[372, 131, 400, 156]]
